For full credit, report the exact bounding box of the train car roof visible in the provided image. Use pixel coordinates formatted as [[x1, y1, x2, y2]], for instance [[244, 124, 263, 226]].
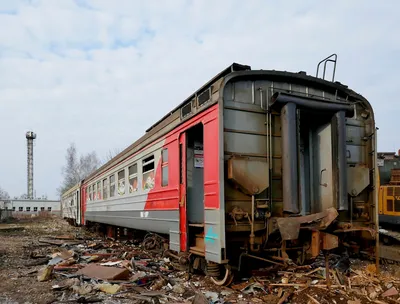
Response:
[[83, 62, 372, 183], [61, 182, 81, 198]]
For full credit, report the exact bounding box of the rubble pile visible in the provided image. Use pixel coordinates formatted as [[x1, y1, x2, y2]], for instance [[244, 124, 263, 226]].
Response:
[[2, 218, 400, 303]]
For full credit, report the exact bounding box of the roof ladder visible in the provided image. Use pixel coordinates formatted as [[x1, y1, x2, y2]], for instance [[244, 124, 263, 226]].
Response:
[[316, 53, 337, 82]]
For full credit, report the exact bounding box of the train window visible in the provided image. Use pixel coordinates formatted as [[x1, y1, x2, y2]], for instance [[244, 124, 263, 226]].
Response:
[[197, 89, 210, 107], [162, 148, 168, 163], [26, 207, 31, 212], [118, 170, 125, 196], [41, 207, 45, 211], [97, 181, 101, 200], [143, 155, 155, 190], [48, 207, 52, 211], [110, 174, 116, 197], [12, 207, 15, 211], [93, 184, 97, 200], [129, 164, 138, 193], [103, 178, 108, 199], [89, 186, 92, 201], [181, 102, 192, 118], [18, 207, 23, 211], [162, 149, 168, 187], [34, 207, 38, 212]]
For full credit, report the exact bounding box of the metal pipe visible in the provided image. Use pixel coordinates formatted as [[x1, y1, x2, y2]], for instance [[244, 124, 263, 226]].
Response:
[[325, 252, 331, 289], [374, 127, 380, 274], [238, 253, 285, 271], [265, 88, 271, 213], [281, 102, 299, 214], [271, 92, 354, 116], [259, 88, 264, 110], [249, 195, 257, 251], [267, 86, 273, 215], [336, 111, 348, 210], [350, 196, 353, 225]]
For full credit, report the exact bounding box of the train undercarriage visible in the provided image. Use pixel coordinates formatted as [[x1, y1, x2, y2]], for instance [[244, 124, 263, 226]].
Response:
[[82, 205, 380, 287]]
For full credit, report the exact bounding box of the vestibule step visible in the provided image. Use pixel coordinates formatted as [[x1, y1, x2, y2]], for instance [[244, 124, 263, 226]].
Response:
[[188, 223, 204, 227]]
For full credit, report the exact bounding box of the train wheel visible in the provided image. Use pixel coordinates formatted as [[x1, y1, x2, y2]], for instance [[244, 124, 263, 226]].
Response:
[[210, 265, 234, 286]]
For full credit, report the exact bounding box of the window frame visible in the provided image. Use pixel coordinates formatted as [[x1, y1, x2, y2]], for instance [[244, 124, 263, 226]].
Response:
[[97, 181, 101, 200], [142, 155, 155, 190], [103, 178, 108, 200], [128, 163, 138, 193], [161, 148, 168, 187], [117, 169, 126, 196], [110, 174, 116, 197], [93, 183, 97, 200]]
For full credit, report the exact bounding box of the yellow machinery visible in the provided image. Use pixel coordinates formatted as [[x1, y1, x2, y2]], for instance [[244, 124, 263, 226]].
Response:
[[379, 168, 400, 226], [378, 168, 400, 262]]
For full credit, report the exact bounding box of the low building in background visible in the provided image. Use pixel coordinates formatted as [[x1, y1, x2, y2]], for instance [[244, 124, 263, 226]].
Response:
[[4, 199, 61, 217]]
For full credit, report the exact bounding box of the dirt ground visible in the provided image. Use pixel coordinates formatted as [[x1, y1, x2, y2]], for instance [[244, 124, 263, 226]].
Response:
[[1, 217, 400, 304], [0, 217, 86, 304]]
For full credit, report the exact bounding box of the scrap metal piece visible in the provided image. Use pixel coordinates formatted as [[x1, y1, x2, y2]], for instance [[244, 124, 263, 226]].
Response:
[[76, 264, 130, 280], [309, 231, 339, 258], [320, 232, 338, 251], [276, 207, 339, 240]]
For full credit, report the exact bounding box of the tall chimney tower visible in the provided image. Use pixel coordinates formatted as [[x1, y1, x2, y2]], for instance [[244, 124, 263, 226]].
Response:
[[26, 131, 36, 199]]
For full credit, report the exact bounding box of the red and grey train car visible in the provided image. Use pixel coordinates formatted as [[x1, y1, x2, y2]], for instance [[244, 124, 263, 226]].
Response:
[[62, 62, 378, 282]]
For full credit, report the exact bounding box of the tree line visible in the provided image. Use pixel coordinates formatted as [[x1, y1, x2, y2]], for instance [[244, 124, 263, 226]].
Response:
[[57, 143, 121, 197]]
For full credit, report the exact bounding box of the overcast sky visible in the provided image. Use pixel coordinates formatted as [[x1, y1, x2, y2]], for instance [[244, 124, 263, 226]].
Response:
[[0, 0, 398, 199]]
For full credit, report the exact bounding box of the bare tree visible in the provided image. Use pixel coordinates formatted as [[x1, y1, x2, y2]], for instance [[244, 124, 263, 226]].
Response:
[[0, 186, 10, 219], [58, 143, 101, 196], [0, 186, 10, 200], [103, 148, 122, 163], [79, 151, 101, 179]]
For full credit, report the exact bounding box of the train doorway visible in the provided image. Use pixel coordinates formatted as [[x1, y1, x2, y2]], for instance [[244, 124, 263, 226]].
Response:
[[179, 123, 205, 254], [298, 110, 339, 214]]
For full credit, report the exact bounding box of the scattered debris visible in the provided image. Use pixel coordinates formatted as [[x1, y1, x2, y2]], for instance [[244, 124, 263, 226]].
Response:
[[76, 264, 130, 280], [382, 286, 399, 298], [37, 265, 54, 282], [4, 217, 400, 304]]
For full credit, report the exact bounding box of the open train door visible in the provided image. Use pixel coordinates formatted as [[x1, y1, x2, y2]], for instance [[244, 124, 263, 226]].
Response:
[[179, 133, 187, 252]]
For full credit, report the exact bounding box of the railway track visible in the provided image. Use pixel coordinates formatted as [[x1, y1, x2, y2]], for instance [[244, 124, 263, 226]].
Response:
[[379, 228, 400, 264]]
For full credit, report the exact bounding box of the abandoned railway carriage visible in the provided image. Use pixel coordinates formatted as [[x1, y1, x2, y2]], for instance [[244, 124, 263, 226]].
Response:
[[67, 62, 378, 283], [61, 182, 82, 226]]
